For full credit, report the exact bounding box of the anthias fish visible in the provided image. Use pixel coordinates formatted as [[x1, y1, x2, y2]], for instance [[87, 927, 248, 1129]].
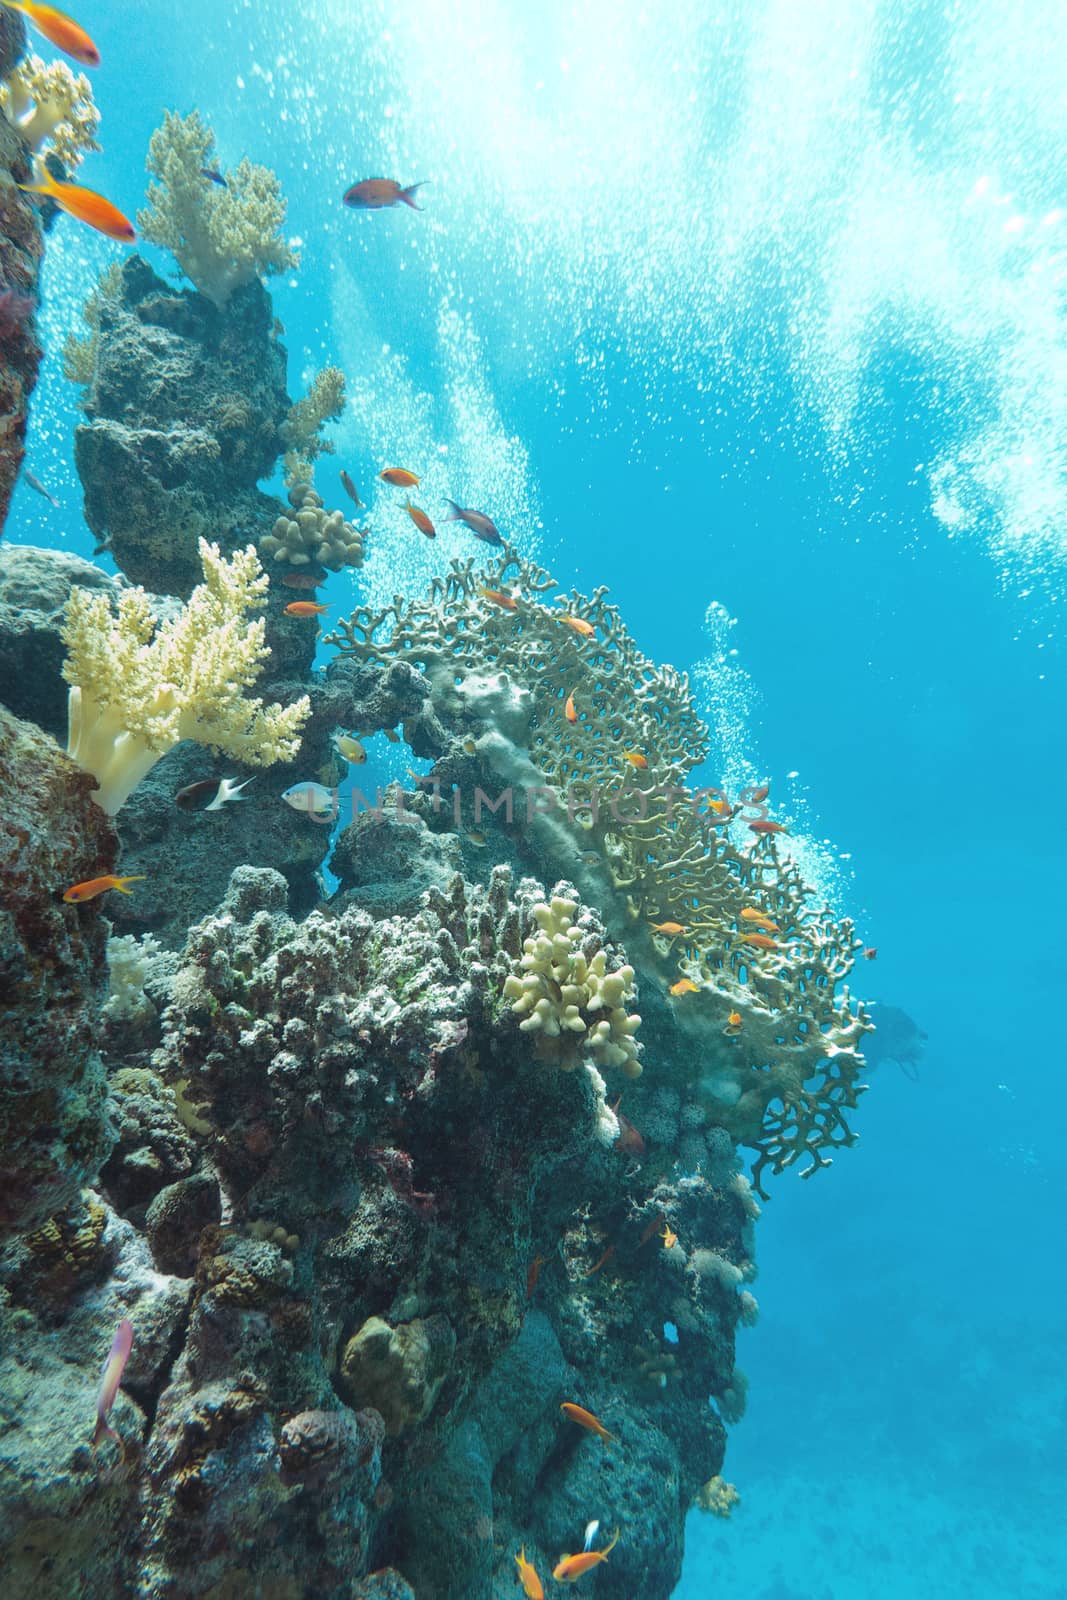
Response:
[[514, 1547, 544, 1599], [403, 501, 436, 538], [442, 498, 503, 545], [740, 907, 779, 933], [623, 751, 648, 770], [281, 571, 321, 590], [284, 600, 330, 617], [670, 977, 699, 996], [564, 692, 578, 723], [19, 167, 135, 241], [93, 1318, 133, 1454], [344, 178, 425, 210], [661, 1224, 678, 1249], [380, 467, 420, 488], [559, 614, 596, 638], [748, 818, 787, 836], [479, 587, 518, 611], [175, 777, 251, 812], [340, 469, 363, 507], [559, 1402, 617, 1445], [741, 932, 778, 951], [1, 0, 99, 65], [63, 873, 146, 903], [553, 1527, 620, 1583], [650, 921, 685, 935]]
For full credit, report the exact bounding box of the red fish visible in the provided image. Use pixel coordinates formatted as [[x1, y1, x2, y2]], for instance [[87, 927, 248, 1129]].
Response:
[[863, 946, 877, 961], [559, 1402, 617, 1445], [748, 819, 787, 836], [284, 600, 329, 617], [19, 167, 134, 241], [403, 501, 436, 538], [583, 1245, 615, 1278], [479, 587, 518, 611], [380, 467, 420, 488], [740, 932, 778, 951], [344, 178, 425, 210], [2, 1, 99, 66], [526, 1254, 546, 1301], [63, 873, 146, 903], [610, 1097, 645, 1159], [564, 692, 578, 724], [559, 614, 596, 638], [281, 571, 321, 590], [339, 469, 363, 507]]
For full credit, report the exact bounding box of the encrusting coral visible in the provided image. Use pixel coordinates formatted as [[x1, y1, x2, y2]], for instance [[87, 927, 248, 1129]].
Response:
[[61, 538, 310, 814], [0, 52, 99, 171], [503, 893, 642, 1078], [282, 364, 346, 462], [327, 544, 870, 1195], [259, 476, 366, 572], [137, 109, 299, 309]]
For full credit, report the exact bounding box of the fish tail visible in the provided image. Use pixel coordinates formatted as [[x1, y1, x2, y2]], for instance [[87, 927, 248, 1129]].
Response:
[[115, 875, 148, 893], [399, 182, 425, 209], [442, 497, 462, 521]]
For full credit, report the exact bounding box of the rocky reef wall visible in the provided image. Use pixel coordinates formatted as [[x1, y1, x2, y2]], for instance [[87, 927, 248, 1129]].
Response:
[[0, 8, 44, 534]]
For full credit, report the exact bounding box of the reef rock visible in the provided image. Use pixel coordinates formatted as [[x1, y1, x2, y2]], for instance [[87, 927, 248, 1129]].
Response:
[[0, 543, 113, 737], [0, 705, 115, 1237], [73, 254, 291, 594], [0, 8, 44, 535]]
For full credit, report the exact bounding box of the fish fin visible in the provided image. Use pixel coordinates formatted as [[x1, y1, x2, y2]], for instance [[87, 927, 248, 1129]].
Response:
[[115, 875, 147, 893], [398, 182, 425, 209], [442, 498, 463, 521]]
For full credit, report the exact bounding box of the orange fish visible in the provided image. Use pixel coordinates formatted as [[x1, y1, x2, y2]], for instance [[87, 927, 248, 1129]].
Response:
[[740, 907, 779, 933], [514, 1546, 544, 1599], [727, 1010, 742, 1027], [704, 795, 728, 815], [2, 1, 99, 65], [746, 783, 771, 803], [284, 600, 330, 617], [660, 1224, 678, 1249], [559, 614, 596, 638], [379, 467, 420, 487], [553, 1527, 620, 1582], [281, 571, 321, 590], [19, 167, 134, 241], [639, 1211, 666, 1248], [670, 977, 699, 996], [559, 1403, 617, 1445], [612, 1105, 645, 1159], [403, 501, 436, 538], [479, 586, 518, 611], [650, 921, 685, 935], [748, 819, 787, 836], [564, 691, 578, 724], [344, 178, 425, 210], [63, 873, 146, 903], [526, 1255, 546, 1302], [583, 1244, 615, 1278], [741, 932, 778, 951], [622, 751, 648, 770], [863, 946, 877, 961]]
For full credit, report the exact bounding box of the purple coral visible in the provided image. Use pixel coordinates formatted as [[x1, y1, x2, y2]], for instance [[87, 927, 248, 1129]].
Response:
[[0, 285, 36, 342]]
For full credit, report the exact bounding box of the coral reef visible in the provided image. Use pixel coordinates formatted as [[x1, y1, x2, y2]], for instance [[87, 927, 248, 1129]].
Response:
[[62, 259, 121, 390], [72, 254, 294, 593], [138, 110, 299, 309], [0, 53, 100, 172], [0, 6, 43, 534], [282, 364, 346, 463], [62, 537, 310, 815], [328, 545, 872, 1194], [0, 706, 115, 1238], [259, 477, 365, 572]]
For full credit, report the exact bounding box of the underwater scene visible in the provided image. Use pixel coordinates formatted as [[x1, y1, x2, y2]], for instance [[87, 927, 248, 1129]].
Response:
[[1, 1, 1065, 1596]]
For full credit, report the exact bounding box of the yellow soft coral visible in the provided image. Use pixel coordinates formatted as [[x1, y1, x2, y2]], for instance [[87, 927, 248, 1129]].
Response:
[[137, 110, 299, 309], [282, 366, 347, 462], [0, 53, 100, 171], [62, 540, 311, 814]]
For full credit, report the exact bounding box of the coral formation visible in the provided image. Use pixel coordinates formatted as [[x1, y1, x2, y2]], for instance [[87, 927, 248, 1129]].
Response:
[[339, 1314, 455, 1434], [138, 110, 299, 309], [282, 364, 346, 462], [0, 705, 115, 1238], [259, 477, 365, 572], [0, 7, 43, 533], [61, 259, 121, 390], [328, 545, 871, 1194], [0, 53, 99, 171], [62, 538, 310, 814], [72, 254, 293, 593]]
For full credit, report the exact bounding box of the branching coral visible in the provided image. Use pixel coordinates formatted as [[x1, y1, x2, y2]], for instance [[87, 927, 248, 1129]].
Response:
[[62, 538, 310, 814], [503, 893, 642, 1078], [137, 110, 299, 309], [282, 365, 346, 462], [327, 545, 870, 1193], [260, 478, 365, 572], [1, 53, 99, 171], [62, 259, 121, 389]]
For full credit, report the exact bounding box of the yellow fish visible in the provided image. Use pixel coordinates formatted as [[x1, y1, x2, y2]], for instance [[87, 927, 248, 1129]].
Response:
[[559, 1403, 617, 1445], [553, 1528, 620, 1582], [333, 733, 366, 763], [650, 921, 685, 935], [670, 977, 699, 996], [660, 1224, 678, 1249], [514, 1547, 544, 1599]]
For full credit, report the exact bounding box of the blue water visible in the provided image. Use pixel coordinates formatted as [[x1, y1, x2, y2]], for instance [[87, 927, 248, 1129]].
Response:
[[7, 2, 1067, 1593]]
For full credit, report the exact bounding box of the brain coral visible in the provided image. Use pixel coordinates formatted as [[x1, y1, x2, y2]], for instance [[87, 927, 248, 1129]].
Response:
[[327, 545, 871, 1195]]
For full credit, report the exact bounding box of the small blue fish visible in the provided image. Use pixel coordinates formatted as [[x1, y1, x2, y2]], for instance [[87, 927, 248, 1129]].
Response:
[[281, 782, 338, 821], [200, 167, 227, 187]]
